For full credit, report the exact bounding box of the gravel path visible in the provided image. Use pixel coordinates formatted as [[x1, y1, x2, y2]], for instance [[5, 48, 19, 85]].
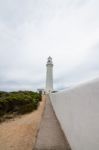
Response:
[[34, 95, 71, 150]]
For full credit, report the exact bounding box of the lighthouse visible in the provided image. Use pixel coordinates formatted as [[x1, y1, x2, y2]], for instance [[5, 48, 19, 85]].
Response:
[[46, 56, 53, 93]]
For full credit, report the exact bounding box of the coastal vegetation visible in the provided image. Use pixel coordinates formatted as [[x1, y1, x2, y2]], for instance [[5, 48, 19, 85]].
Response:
[[0, 91, 41, 122]]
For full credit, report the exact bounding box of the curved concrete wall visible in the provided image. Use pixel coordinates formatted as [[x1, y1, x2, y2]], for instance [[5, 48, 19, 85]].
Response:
[[50, 79, 99, 150]]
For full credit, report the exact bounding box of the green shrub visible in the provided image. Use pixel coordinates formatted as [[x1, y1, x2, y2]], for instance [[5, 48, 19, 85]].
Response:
[[19, 103, 35, 114], [0, 91, 41, 117]]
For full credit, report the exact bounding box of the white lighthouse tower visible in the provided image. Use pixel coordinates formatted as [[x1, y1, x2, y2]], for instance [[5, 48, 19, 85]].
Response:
[[46, 56, 53, 93]]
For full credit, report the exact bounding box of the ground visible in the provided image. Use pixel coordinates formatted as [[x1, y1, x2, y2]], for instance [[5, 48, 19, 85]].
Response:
[[34, 95, 71, 150], [0, 96, 46, 150]]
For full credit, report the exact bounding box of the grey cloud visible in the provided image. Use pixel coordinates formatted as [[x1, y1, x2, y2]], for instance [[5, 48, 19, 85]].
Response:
[[0, 0, 99, 91]]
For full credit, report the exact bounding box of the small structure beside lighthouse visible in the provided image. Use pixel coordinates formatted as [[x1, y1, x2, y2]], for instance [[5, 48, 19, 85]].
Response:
[[46, 56, 53, 93]]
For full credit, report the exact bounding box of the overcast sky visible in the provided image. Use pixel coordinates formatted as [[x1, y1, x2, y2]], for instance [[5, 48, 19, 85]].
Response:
[[0, 0, 99, 91]]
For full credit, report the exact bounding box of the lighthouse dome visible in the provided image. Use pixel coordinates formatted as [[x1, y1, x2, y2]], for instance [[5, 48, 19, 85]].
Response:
[[47, 56, 53, 65]]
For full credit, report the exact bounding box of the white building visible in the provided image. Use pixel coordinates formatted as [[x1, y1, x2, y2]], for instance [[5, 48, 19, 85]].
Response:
[[46, 56, 53, 93], [37, 89, 45, 94]]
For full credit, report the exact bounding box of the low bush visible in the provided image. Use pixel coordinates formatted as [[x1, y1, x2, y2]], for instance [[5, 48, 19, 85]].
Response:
[[0, 91, 41, 117]]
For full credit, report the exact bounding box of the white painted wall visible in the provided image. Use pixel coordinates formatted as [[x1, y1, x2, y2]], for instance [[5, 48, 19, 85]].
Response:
[[50, 79, 99, 150]]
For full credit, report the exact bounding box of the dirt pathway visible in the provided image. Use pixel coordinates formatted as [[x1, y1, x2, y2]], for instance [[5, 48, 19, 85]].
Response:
[[34, 95, 71, 150], [0, 96, 46, 150]]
